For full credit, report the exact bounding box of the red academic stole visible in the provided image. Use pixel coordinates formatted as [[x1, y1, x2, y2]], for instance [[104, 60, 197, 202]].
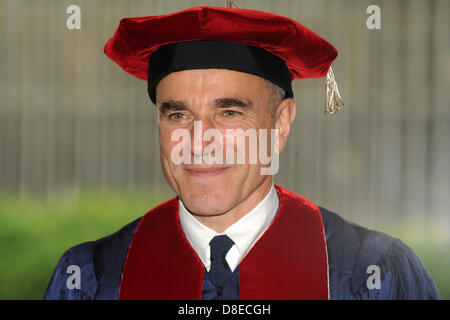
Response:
[[119, 185, 329, 299]]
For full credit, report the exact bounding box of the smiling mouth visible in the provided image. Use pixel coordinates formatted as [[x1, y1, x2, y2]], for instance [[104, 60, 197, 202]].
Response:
[[184, 166, 230, 177]]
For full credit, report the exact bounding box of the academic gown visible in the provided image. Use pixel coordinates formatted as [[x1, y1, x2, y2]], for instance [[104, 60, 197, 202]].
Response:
[[43, 186, 442, 300]]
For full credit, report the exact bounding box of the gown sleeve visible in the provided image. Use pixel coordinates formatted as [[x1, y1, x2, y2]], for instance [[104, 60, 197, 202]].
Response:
[[348, 234, 442, 300], [43, 217, 140, 300], [366, 239, 442, 300], [43, 241, 97, 300], [320, 206, 442, 300]]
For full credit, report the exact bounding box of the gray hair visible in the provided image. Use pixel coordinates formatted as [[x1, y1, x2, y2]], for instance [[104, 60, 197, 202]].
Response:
[[263, 79, 285, 117]]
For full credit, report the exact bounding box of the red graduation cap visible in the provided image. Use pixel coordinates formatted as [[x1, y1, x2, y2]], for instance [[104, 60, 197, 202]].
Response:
[[104, 6, 343, 114]]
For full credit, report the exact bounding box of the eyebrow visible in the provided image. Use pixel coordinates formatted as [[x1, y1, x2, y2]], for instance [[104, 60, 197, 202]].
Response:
[[158, 97, 253, 114], [213, 97, 252, 109], [158, 100, 189, 114]]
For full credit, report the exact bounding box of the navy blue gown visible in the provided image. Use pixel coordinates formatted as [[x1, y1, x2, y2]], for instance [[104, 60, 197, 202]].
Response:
[[43, 206, 442, 300]]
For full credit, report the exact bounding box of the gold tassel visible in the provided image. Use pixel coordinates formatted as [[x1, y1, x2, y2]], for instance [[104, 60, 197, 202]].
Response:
[[226, 1, 239, 8], [324, 66, 344, 115]]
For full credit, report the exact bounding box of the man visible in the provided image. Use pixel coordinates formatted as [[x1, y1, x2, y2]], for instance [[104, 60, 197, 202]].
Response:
[[44, 6, 441, 300]]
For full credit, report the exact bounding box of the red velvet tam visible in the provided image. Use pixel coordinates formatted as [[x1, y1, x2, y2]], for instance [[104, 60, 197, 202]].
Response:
[[104, 6, 343, 114]]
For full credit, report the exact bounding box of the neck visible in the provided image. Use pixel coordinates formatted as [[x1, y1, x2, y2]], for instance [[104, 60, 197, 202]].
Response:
[[191, 178, 273, 233]]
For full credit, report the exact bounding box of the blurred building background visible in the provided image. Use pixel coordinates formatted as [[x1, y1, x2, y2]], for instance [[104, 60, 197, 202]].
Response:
[[0, 0, 449, 299]]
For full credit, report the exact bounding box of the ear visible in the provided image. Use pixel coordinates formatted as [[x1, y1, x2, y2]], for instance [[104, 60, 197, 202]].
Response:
[[274, 98, 296, 154]]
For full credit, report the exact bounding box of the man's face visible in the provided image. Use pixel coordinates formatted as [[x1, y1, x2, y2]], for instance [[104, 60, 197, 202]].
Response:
[[156, 69, 277, 217]]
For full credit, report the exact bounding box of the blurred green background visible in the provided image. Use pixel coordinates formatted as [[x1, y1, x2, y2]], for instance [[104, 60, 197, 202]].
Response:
[[0, 0, 449, 299], [0, 189, 168, 299]]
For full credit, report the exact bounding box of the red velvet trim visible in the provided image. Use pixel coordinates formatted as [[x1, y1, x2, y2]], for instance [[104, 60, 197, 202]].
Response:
[[119, 185, 328, 300], [239, 185, 329, 299], [119, 198, 205, 299]]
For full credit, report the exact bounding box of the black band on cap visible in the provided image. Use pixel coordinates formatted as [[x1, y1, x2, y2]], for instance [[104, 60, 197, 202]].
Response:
[[147, 40, 293, 104]]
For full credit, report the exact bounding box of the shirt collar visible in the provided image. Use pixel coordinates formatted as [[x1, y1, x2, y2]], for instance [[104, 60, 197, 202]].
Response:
[[178, 184, 279, 271]]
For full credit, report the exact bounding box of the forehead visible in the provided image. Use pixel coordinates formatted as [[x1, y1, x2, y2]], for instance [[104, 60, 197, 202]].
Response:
[[156, 69, 270, 104]]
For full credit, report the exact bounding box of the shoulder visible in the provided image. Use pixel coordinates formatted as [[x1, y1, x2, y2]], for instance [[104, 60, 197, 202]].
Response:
[[44, 217, 141, 300], [318, 206, 441, 300], [43, 240, 97, 300]]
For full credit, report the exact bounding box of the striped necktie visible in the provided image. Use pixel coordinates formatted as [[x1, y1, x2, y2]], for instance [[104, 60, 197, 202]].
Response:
[[209, 235, 235, 298]]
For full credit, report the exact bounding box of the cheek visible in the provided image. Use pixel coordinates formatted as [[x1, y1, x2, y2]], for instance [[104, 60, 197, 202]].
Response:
[[159, 128, 179, 163], [220, 120, 273, 165]]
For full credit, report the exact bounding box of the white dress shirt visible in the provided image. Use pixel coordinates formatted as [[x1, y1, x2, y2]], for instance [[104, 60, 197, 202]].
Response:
[[178, 184, 279, 272]]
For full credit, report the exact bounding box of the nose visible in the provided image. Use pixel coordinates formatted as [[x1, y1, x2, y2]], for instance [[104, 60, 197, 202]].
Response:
[[190, 116, 216, 158]]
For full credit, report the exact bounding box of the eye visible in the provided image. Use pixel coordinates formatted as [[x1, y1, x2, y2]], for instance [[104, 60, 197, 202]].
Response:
[[222, 110, 242, 117], [168, 112, 186, 120]]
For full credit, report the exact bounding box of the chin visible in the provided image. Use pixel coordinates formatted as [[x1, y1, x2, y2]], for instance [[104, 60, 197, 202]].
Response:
[[180, 186, 236, 216]]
